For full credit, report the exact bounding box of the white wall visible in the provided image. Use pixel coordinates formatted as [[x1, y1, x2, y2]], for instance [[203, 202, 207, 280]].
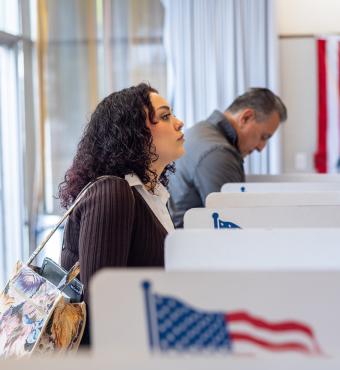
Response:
[[277, 0, 340, 173], [277, 0, 340, 35], [279, 38, 317, 173]]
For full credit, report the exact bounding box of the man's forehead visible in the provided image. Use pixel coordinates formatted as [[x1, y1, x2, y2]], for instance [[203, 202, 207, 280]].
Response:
[[261, 112, 280, 133], [261, 111, 280, 124]]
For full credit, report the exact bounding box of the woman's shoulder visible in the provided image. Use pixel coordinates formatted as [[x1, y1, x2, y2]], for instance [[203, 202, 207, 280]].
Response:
[[91, 175, 130, 188], [77, 176, 135, 210], [92, 175, 133, 194]]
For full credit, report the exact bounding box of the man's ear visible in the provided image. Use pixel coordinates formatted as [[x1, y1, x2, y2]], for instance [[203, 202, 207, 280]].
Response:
[[239, 108, 255, 126]]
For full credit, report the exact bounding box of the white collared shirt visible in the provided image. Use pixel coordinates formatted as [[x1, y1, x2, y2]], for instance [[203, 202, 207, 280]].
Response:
[[124, 174, 175, 233]]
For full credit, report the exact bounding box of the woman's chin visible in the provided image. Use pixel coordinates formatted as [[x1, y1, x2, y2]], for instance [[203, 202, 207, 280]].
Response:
[[174, 148, 185, 161]]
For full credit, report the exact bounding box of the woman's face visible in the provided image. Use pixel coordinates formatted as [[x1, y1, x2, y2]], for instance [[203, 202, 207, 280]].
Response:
[[147, 92, 185, 167]]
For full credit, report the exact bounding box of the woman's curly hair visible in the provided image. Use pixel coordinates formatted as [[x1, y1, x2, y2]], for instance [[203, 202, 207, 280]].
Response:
[[58, 83, 175, 209]]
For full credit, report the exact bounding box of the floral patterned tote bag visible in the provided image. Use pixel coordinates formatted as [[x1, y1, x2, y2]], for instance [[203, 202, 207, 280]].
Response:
[[0, 260, 85, 358], [0, 176, 111, 358]]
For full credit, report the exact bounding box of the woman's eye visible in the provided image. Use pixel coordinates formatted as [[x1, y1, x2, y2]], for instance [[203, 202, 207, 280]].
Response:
[[161, 113, 171, 121]]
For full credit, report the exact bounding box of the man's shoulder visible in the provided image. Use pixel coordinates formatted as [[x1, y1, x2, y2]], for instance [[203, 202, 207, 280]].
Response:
[[186, 119, 216, 137], [185, 121, 238, 156]]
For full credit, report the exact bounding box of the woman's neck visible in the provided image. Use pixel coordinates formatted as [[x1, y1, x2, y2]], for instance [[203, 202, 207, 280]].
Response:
[[145, 162, 165, 190], [152, 162, 166, 180]]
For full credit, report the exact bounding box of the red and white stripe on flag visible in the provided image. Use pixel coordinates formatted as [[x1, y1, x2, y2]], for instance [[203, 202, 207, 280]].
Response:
[[315, 36, 340, 173]]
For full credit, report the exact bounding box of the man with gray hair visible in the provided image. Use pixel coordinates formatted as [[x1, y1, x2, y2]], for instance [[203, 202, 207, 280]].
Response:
[[168, 87, 287, 228]]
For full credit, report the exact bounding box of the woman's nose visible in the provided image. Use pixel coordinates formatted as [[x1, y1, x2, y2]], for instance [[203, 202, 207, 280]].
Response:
[[175, 117, 184, 131]]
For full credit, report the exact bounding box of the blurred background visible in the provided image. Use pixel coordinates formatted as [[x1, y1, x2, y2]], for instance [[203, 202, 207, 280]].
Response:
[[0, 0, 340, 286]]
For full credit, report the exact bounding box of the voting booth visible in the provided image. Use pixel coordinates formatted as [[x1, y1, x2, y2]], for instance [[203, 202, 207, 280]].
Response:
[[221, 182, 340, 193], [3, 352, 340, 370], [165, 229, 340, 270], [90, 269, 340, 360], [246, 174, 340, 183], [184, 206, 340, 229], [205, 191, 340, 208]]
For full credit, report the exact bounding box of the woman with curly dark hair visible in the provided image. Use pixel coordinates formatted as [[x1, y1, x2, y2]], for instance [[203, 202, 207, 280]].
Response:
[[59, 83, 184, 345]]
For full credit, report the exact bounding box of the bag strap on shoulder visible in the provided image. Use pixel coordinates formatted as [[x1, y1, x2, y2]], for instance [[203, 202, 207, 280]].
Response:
[[27, 175, 118, 265]]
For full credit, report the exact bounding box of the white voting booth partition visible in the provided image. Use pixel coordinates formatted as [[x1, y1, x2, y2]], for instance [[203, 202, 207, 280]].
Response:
[[221, 182, 340, 193], [89, 269, 340, 362], [246, 174, 340, 183], [205, 191, 340, 208], [184, 206, 340, 229], [165, 229, 340, 271], [3, 353, 340, 370]]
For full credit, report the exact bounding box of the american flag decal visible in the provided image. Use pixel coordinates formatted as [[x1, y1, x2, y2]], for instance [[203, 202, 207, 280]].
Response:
[[142, 281, 321, 355], [212, 212, 241, 229]]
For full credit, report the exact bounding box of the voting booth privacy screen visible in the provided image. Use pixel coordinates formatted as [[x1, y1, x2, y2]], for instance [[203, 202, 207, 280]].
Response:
[[245, 174, 340, 182], [205, 191, 340, 208], [90, 270, 340, 360], [184, 206, 340, 229], [221, 182, 340, 193], [3, 352, 340, 370], [164, 229, 340, 271]]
